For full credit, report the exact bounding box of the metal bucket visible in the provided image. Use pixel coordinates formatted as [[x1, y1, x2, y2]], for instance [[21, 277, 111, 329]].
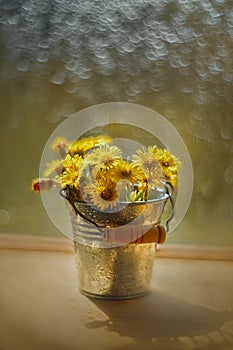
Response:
[[74, 242, 156, 299], [68, 194, 170, 299]]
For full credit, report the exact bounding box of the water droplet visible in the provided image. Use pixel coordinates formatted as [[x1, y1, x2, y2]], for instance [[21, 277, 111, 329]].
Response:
[[178, 56, 191, 67], [36, 50, 49, 63], [208, 61, 223, 74], [64, 60, 78, 72], [38, 39, 50, 49], [16, 60, 29, 72], [224, 163, 233, 185], [22, 1, 33, 11], [229, 204, 233, 216], [149, 80, 163, 92], [195, 127, 207, 140], [7, 14, 20, 25], [61, 104, 76, 117], [129, 33, 142, 44], [0, 209, 10, 225], [79, 70, 92, 79], [195, 67, 211, 81], [220, 127, 232, 140], [48, 111, 61, 123], [196, 37, 208, 47], [126, 87, 138, 97], [50, 72, 65, 85], [165, 33, 179, 44], [40, 3, 51, 14]]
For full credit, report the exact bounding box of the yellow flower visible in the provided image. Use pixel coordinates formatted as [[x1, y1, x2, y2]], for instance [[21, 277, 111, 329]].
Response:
[[148, 145, 159, 154], [62, 154, 82, 169], [108, 159, 145, 185], [61, 154, 83, 189], [43, 159, 63, 177], [154, 149, 181, 186], [85, 177, 118, 211], [61, 168, 79, 189], [132, 147, 165, 187], [133, 147, 160, 171], [31, 178, 58, 192], [51, 137, 70, 157], [82, 144, 122, 172], [68, 135, 111, 156]]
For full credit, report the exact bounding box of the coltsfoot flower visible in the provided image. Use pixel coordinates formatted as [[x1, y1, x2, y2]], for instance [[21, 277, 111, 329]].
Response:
[[31, 178, 59, 192], [51, 137, 70, 158], [68, 135, 111, 156], [32, 134, 181, 210], [82, 144, 122, 172], [133, 147, 165, 188], [61, 154, 83, 189], [108, 159, 145, 185], [154, 149, 181, 186], [85, 177, 118, 211]]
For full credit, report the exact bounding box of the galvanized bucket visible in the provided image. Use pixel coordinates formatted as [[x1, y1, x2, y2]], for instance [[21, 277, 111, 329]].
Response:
[[62, 187, 173, 299]]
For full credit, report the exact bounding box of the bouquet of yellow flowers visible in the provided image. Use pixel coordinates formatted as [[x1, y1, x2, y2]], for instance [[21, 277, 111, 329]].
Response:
[[32, 135, 181, 215], [32, 134, 181, 233]]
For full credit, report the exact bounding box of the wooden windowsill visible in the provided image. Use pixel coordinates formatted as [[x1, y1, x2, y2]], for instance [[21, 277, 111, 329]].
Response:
[[0, 233, 232, 261], [1, 235, 232, 350]]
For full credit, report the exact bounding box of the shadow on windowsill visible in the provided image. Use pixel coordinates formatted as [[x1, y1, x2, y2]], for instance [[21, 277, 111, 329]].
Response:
[[85, 288, 233, 349]]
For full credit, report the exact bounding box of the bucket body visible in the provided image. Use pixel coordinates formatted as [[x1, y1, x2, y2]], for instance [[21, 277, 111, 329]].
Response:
[[74, 242, 155, 299], [70, 196, 168, 299]]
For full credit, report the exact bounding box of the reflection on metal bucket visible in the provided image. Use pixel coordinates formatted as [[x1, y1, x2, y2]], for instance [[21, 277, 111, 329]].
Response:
[[74, 242, 156, 299], [73, 195, 169, 228], [69, 194, 171, 299], [69, 193, 170, 246]]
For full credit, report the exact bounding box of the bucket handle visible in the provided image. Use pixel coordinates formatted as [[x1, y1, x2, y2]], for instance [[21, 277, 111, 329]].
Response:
[[164, 182, 175, 232], [60, 189, 100, 227]]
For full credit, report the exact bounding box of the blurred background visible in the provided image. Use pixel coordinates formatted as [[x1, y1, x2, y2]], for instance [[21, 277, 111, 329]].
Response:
[[0, 0, 232, 245]]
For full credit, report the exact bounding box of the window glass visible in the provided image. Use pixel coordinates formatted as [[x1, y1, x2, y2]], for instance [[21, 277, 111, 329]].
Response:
[[0, 0, 232, 245]]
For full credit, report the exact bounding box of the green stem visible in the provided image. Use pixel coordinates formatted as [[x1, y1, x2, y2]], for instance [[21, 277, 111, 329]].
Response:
[[133, 190, 144, 202]]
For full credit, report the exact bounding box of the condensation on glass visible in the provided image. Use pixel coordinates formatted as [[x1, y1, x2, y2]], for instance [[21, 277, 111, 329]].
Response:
[[0, 0, 232, 245]]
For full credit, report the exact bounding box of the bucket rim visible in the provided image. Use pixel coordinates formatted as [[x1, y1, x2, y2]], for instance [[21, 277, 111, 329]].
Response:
[[74, 192, 170, 208]]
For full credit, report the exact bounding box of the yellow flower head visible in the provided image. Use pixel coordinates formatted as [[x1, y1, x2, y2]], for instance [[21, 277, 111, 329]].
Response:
[[148, 145, 159, 154], [154, 149, 181, 186], [61, 168, 78, 189], [51, 137, 70, 157], [133, 147, 160, 171], [108, 159, 145, 185], [132, 147, 165, 187], [85, 177, 118, 211], [82, 144, 122, 172], [68, 135, 111, 157], [31, 178, 58, 192], [61, 154, 83, 189]]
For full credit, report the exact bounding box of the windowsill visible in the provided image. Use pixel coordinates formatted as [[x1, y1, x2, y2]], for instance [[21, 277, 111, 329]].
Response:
[[0, 233, 233, 261], [0, 237, 232, 350]]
